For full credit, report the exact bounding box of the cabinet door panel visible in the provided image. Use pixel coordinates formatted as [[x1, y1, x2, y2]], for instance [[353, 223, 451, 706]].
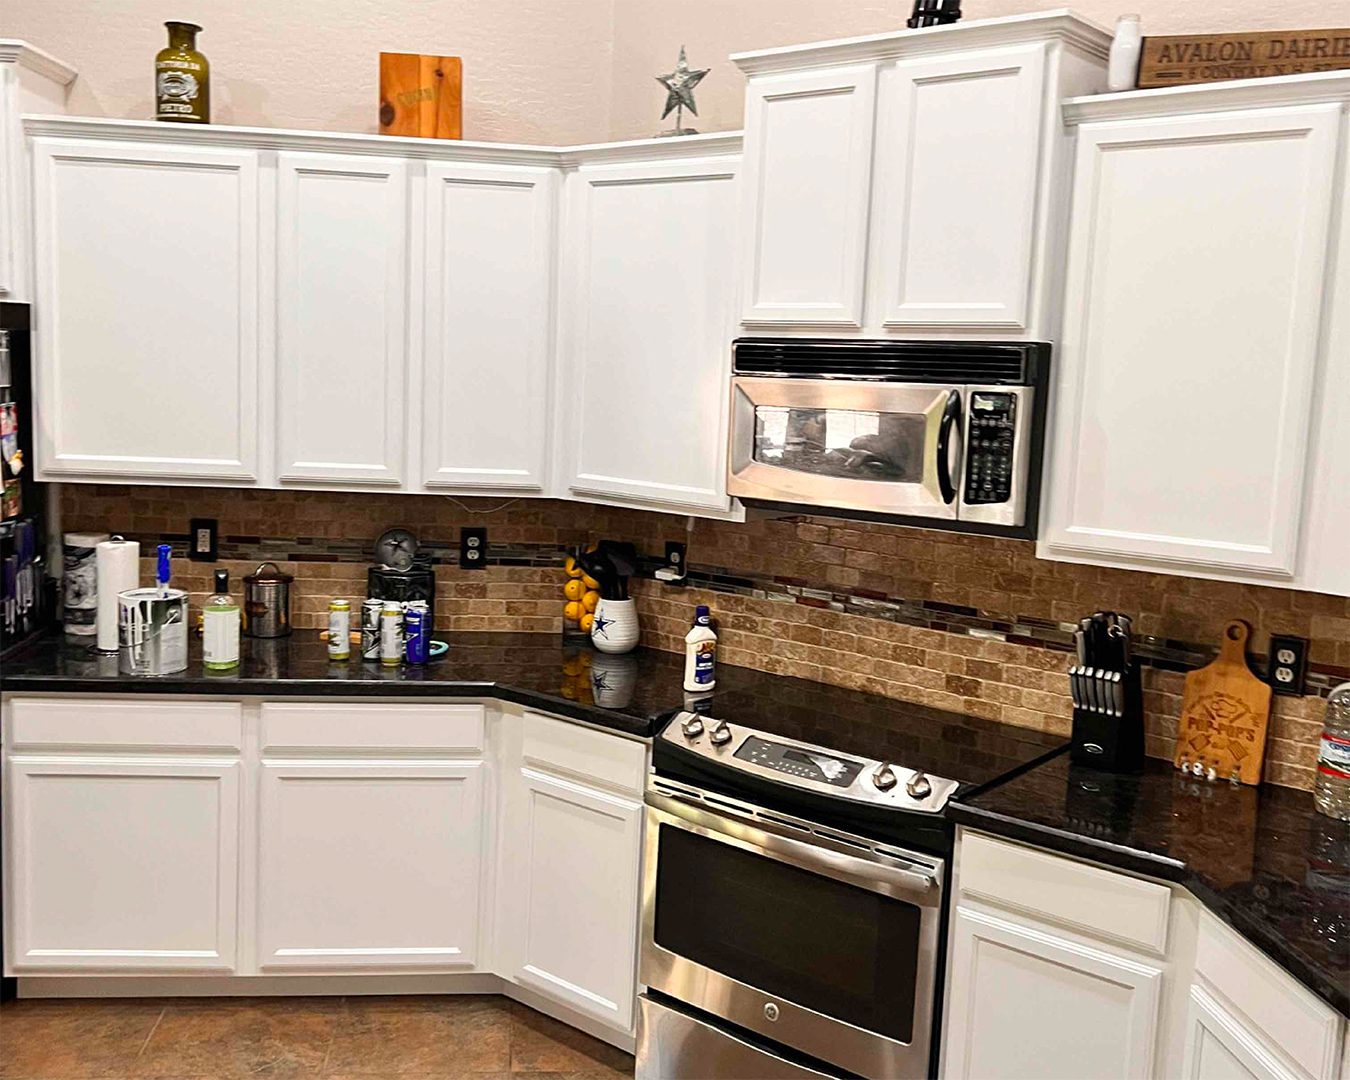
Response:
[[1043, 105, 1338, 579], [422, 163, 553, 490], [513, 767, 642, 1031], [257, 760, 483, 971], [32, 139, 259, 481], [943, 907, 1162, 1080], [276, 153, 407, 485], [740, 65, 876, 327], [873, 44, 1044, 329], [567, 157, 738, 511], [7, 758, 239, 972], [1182, 987, 1301, 1080]]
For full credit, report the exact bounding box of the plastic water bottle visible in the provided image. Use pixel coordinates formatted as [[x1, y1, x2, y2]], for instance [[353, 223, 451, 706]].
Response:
[[1314, 683, 1350, 820]]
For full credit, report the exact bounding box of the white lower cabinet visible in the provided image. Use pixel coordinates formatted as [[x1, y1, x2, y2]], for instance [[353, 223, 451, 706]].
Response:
[[944, 830, 1347, 1080], [256, 760, 484, 972], [6, 756, 240, 973], [943, 906, 1162, 1080]]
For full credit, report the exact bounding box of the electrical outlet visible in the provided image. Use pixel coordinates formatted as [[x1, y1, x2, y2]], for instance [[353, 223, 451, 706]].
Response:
[[1268, 634, 1308, 696], [460, 527, 487, 570], [188, 518, 218, 562], [665, 542, 686, 574]]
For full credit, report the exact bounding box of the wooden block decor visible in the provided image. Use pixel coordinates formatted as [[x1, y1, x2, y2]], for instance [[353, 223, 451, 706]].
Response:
[[379, 52, 463, 139], [1137, 30, 1350, 89]]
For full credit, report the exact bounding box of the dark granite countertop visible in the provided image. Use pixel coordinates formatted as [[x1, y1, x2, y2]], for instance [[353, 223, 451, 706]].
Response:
[[949, 752, 1350, 1017]]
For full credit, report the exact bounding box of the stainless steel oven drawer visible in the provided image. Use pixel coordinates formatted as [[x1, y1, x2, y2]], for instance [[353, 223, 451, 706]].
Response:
[[636, 995, 838, 1080]]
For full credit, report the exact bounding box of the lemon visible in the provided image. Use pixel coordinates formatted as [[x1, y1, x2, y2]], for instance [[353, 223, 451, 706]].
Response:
[[580, 612, 595, 633], [581, 573, 600, 590], [563, 600, 584, 622], [582, 590, 600, 613], [563, 555, 584, 579], [563, 578, 585, 602]]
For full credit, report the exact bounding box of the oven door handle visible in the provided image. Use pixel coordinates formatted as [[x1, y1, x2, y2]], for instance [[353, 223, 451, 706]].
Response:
[[647, 789, 941, 903], [935, 389, 962, 505]]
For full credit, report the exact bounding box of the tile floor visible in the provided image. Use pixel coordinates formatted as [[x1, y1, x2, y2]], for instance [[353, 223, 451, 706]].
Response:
[[0, 995, 636, 1079]]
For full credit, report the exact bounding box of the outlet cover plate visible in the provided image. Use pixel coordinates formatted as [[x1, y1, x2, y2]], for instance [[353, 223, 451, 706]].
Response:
[[1268, 634, 1308, 696], [460, 527, 487, 571], [188, 518, 218, 562]]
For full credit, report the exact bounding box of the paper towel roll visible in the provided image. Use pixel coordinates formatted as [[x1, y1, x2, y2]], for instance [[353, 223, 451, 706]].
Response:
[[63, 531, 110, 636], [96, 537, 140, 652]]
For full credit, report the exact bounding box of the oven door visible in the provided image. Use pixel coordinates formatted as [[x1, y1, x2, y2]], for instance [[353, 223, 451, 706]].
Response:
[[728, 376, 963, 519], [640, 785, 944, 1080]]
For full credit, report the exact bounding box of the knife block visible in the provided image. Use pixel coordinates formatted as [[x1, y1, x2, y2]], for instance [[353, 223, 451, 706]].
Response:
[[1070, 663, 1145, 772]]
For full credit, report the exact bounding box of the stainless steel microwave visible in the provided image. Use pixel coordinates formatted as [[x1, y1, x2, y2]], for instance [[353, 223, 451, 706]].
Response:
[[728, 339, 1051, 538]]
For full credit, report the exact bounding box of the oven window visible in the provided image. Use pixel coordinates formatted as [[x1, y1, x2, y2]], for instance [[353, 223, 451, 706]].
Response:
[[753, 406, 925, 483], [654, 824, 919, 1043]]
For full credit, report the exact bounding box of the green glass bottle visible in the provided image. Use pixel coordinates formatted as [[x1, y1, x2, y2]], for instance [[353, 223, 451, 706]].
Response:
[[155, 21, 209, 123]]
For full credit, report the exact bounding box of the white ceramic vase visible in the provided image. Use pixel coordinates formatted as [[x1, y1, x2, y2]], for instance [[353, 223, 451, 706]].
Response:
[[590, 598, 640, 654]]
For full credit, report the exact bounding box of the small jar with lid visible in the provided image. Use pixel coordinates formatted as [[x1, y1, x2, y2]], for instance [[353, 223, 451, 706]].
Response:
[[243, 561, 293, 638]]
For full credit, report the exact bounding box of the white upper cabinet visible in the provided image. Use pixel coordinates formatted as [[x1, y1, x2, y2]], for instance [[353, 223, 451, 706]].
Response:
[[1041, 96, 1341, 585], [871, 44, 1046, 329], [1, 43, 75, 301], [732, 13, 1110, 338], [32, 137, 261, 482], [276, 152, 408, 486], [738, 64, 877, 327], [562, 147, 740, 513], [421, 161, 555, 492]]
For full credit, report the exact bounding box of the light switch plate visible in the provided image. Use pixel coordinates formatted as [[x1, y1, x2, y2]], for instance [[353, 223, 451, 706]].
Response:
[[1267, 634, 1308, 696]]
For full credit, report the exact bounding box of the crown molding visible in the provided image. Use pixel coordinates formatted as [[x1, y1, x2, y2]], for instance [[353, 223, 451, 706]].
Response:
[[729, 9, 1112, 76], [0, 40, 77, 86], [1063, 69, 1350, 125]]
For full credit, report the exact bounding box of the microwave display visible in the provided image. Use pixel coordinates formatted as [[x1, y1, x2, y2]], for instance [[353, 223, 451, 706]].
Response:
[[753, 406, 925, 484]]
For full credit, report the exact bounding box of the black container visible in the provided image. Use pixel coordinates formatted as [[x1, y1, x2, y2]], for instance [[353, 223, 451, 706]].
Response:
[[1070, 664, 1145, 772], [367, 563, 435, 631]]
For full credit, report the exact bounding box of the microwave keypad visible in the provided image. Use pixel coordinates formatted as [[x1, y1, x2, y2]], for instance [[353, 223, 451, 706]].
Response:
[[965, 393, 1015, 505]]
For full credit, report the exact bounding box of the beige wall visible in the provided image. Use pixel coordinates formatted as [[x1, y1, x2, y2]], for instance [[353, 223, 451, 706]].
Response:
[[7, 0, 1350, 143]]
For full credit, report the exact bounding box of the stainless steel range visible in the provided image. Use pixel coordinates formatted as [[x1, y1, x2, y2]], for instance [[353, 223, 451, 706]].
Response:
[[637, 696, 971, 1080]]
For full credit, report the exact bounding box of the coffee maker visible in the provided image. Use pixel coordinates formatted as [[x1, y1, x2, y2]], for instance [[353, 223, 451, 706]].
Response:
[[367, 528, 435, 626]]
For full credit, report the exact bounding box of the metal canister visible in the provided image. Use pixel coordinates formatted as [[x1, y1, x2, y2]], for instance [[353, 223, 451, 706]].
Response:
[[360, 598, 383, 661], [243, 561, 293, 638], [405, 601, 428, 665], [379, 602, 403, 667], [328, 599, 351, 660], [117, 587, 189, 675]]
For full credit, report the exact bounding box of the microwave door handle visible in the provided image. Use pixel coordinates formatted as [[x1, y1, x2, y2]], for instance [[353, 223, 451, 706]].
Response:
[[935, 390, 962, 505]]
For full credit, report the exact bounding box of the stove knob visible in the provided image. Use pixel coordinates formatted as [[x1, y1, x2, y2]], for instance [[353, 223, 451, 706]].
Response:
[[906, 771, 933, 800], [873, 763, 898, 791], [680, 714, 705, 739], [709, 720, 733, 747]]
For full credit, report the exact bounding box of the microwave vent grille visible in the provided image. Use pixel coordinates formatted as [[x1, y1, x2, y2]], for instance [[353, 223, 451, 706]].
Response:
[[732, 338, 1047, 385]]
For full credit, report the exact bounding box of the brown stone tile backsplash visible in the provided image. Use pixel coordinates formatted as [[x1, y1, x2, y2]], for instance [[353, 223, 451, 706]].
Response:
[[62, 485, 1348, 791]]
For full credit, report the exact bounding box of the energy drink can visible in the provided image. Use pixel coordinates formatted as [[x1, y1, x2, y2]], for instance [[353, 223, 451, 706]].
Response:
[[361, 598, 383, 660], [405, 601, 428, 665], [379, 602, 403, 667]]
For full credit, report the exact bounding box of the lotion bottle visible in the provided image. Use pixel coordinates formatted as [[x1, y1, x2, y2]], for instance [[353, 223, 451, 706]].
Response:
[[683, 605, 717, 693]]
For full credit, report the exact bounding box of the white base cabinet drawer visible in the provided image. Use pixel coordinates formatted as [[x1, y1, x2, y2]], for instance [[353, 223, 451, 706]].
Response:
[[6, 757, 240, 973], [9, 697, 243, 752], [256, 759, 485, 972]]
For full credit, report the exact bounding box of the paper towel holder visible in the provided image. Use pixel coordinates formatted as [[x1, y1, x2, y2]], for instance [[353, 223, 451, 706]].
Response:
[[94, 534, 140, 655]]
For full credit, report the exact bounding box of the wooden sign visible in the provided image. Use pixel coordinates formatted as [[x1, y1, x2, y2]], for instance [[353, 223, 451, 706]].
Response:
[[379, 52, 462, 139], [1137, 29, 1350, 89], [1173, 620, 1273, 786]]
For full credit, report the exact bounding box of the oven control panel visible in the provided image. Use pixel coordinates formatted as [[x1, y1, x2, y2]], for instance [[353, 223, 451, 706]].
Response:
[[964, 392, 1016, 505], [734, 735, 866, 788], [663, 712, 959, 813]]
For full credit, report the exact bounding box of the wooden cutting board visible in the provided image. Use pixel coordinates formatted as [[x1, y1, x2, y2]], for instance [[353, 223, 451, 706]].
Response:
[[379, 53, 462, 139], [1174, 620, 1272, 785]]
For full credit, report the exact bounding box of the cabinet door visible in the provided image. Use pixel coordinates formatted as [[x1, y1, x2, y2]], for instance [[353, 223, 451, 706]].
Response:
[[31, 139, 260, 481], [740, 65, 876, 327], [942, 907, 1162, 1080], [6, 757, 239, 973], [276, 152, 407, 485], [511, 766, 643, 1031], [1042, 105, 1339, 580], [872, 44, 1045, 330], [1182, 986, 1301, 1080], [257, 760, 484, 971], [422, 162, 554, 491], [565, 156, 739, 512]]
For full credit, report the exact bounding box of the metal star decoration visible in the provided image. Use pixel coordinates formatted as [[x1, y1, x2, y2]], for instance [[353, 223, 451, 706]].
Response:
[[656, 45, 709, 137]]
